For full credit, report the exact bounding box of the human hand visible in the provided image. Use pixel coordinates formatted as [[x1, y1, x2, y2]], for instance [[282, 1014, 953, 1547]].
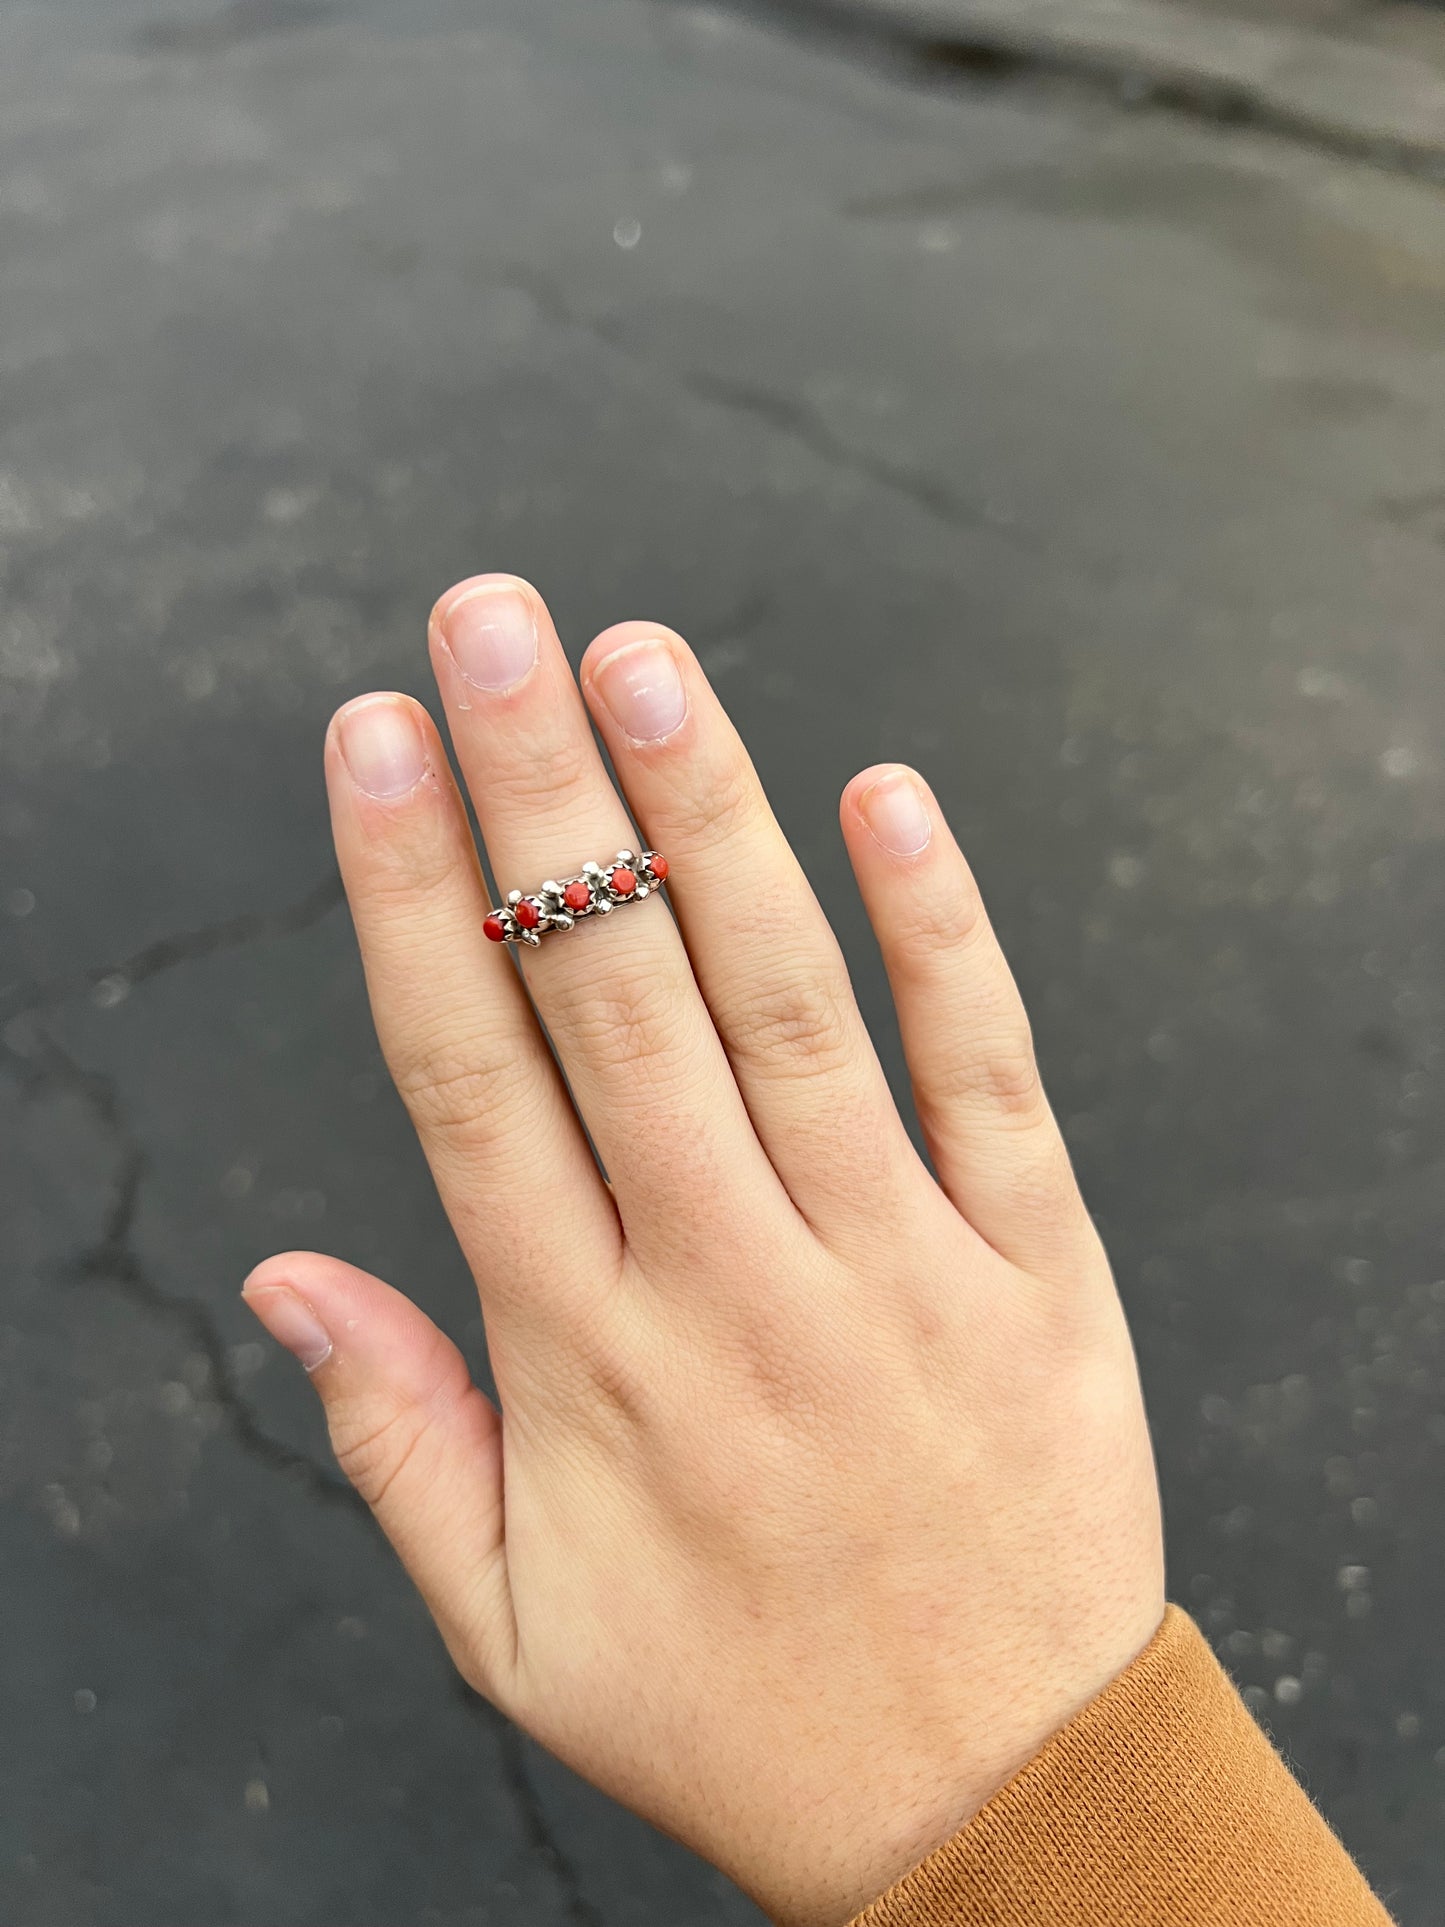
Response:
[[244, 576, 1164, 1927]]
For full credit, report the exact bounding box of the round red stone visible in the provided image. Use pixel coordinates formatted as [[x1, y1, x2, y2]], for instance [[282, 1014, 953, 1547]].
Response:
[[563, 880, 591, 911], [483, 914, 507, 944], [515, 899, 542, 930], [610, 866, 637, 897], [648, 853, 669, 882]]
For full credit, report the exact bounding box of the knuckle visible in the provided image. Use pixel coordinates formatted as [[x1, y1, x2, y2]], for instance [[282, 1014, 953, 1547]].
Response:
[[660, 753, 766, 849], [509, 1294, 661, 1449], [564, 970, 694, 1079], [920, 1024, 1043, 1123], [331, 1396, 430, 1510], [573, 1318, 657, 1435], [361, 824, 471, 908], [999, 1134, 1085, 1235], [392, 1035, 518, 1138], [1026, 1343, 1144, 1470], [1035, 1245, 1126, 1354], [973, 1032, 1044, 1113], [730, 967, 858, 1084], [489, 732, 590, 813], [895, 871, 989, 956]]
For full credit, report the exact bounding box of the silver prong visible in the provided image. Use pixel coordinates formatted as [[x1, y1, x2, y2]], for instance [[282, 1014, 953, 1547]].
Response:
[[520, 928, 541, 946]]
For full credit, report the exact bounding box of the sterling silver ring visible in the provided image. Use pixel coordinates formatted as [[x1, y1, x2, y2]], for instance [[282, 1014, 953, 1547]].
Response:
[[483, 849, 669, 948]]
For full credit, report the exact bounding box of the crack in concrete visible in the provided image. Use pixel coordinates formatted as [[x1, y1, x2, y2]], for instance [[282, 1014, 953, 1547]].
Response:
[[477, 1698, 611, 1927], [502, 265, 1030, 551], [3, 1016, 359, 1506], [440, 1675, 613, 1924], [679, 366, 1031, 546], [6, 883, 611, 1919], [98, 871, 344, 997], [1, 870, 353, 1503], [3, 871, 344, 1027]]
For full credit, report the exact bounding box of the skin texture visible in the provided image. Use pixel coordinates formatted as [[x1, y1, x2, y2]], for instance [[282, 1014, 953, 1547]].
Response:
[[244, 575, 1165, 1927]]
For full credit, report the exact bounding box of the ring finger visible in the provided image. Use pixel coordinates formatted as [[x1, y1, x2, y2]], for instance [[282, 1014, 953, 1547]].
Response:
[[580, 622, 921, 1240]]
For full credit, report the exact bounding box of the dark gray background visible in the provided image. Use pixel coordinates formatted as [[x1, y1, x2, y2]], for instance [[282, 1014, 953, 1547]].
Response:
[[2, 1, 1443, 1922]]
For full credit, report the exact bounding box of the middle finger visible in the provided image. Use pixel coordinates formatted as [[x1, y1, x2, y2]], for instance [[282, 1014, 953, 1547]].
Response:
[[428, 575, 787, 1250]]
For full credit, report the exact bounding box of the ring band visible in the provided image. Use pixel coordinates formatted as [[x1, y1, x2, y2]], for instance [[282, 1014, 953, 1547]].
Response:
[[483, 849, 669, 947]]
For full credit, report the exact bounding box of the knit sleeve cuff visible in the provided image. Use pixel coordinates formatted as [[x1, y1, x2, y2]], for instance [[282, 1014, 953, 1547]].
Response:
[[848, 1606, 1392, 1927]]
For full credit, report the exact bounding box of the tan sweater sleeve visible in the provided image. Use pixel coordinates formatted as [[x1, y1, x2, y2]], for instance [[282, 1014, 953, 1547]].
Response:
[[849, 1607, 1393, 1927]]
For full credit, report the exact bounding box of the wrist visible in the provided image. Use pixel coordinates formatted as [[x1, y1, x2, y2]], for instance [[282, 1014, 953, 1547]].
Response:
[[738, 1592, 1166, 1927]]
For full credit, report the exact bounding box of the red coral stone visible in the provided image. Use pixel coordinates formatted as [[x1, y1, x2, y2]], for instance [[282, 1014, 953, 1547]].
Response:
[[563, 880, 591, 911], [648, 853, 669, 882], [515, 899, 542, 930], [483, 914, 507, 944], [610, 866, 637, 897]]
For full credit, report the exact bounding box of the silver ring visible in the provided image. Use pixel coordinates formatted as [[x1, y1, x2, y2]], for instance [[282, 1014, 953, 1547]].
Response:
[[483, 849, 669, 947]]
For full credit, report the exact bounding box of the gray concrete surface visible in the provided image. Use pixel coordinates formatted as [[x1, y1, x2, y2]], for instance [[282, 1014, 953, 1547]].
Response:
[[2, 0, 1444, 1921]]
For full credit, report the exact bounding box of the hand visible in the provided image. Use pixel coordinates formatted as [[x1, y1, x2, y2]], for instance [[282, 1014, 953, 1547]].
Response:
[[245, 576, 1164, 1927]]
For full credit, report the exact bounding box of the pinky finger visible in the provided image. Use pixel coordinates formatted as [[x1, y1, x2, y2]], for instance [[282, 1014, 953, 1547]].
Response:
[[840, 766, 1093, 1282]]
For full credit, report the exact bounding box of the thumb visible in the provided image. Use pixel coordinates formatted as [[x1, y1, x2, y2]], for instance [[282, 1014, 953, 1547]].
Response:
[[242, 1251, 514, 1697]]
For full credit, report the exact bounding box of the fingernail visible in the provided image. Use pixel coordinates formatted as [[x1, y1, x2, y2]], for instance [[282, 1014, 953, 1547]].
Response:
[[591, 640, 687, 743], [861, 773, 932, 857], [440, 586, 538, 693], [242, 1284, 333, 1373], [337, 699, 427, 800]]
